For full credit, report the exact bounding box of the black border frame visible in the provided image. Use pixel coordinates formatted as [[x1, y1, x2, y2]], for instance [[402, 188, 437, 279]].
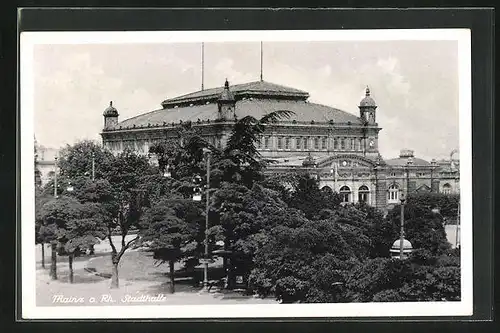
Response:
[[4, 6, 495, 331]]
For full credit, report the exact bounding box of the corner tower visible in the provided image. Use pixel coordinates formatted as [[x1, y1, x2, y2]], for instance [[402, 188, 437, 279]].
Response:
[[217, 79, 236, 120], [103, 101, 119, 130], [359, 86, 377, 125]]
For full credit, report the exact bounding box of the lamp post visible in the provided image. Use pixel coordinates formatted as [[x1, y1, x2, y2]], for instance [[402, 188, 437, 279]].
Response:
[[399, 191, 406, 260], [91, 151, 95, 181], [163, 164, 171, 178], [200, 148, 211, 291], [53, 157, 58, 198]]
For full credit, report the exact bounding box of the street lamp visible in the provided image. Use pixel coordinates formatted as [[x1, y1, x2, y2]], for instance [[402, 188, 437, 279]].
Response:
[[389, 191, 413, 260], [192, 174, 202, 201], [194, 148, 212, 292], [399, 191, 406, 259], [163, 164, 172, 178], [54, 156, 58, 198]]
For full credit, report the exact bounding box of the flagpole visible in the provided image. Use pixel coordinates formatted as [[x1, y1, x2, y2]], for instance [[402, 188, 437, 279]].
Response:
[[260, 41, 263, 81], [201, 42, 205, 91]]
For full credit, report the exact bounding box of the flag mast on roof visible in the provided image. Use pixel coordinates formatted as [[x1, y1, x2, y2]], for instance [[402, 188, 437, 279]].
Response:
[[260, 41, 263, 82], [201, 42, 205, 91]]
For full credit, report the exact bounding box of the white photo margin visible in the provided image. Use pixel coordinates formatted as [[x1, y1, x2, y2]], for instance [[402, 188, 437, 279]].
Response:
[[20, 29, 473, 319]]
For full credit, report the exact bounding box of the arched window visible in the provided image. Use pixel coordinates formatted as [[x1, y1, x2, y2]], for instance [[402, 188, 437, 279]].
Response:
[[334, 138, 339, 150], [388, 184, 400, 203], [321, 185, 333, 195], [339, 185, 351, 203], [322, 137, 327, 150], [264, 136, 270, 149], [357, 138, 362, 150], [314, 137, 319, 150], [277, 137, 283, 149], [303, 137, 308, 150], [358, 185, 370, 203], [340, 138, 346, 150], [442, 183, 452, 194]]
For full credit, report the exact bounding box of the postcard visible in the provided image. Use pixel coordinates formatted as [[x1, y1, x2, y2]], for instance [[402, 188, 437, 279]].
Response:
[[20, 28, 472, 319]]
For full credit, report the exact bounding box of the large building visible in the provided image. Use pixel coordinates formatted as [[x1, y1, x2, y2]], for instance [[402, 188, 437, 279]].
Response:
[[100, 79, 459, 211]]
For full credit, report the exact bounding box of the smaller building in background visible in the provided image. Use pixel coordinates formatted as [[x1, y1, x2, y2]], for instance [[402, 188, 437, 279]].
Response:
[[35, 143, 59, 186]]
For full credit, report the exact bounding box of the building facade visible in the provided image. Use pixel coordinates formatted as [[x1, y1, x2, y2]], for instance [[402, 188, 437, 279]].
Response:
[[100, 79, 459, 211], [34, 140, 59, 186]]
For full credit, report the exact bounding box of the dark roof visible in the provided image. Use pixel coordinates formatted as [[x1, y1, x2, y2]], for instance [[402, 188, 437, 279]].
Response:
[[359, 87, 377, 107], [219, 80, 235, 102], [115, 98, 362, 129], [161, 80, 309, 107], [385, 156, 431, 166], [103, 101, 118, 117]]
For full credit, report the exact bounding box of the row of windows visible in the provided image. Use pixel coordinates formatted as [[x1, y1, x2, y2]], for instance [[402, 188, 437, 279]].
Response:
[[387, 183, 455, 202], [336, 185, 370, 203], [256, 136, 367, 151], [389, 172, 428, 177]]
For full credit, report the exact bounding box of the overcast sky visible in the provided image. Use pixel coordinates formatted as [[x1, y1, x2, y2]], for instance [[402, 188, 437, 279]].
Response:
[[33, 40, 459, 161]]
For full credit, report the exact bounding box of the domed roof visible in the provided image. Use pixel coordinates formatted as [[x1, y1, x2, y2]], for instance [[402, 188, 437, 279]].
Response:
[[385, 150, 431, 166], [218, 79, 235, 102], [359, 86, 377, 107], [302, 153, 317, 167], [103, 101, 118, 117], [391, 238, 413, 250]]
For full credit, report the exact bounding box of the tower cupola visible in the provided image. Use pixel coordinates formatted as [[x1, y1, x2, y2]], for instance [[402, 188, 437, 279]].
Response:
[[103, 101, 119, 129], [359, 86, 377, 124], [217, 79, 236, 120]]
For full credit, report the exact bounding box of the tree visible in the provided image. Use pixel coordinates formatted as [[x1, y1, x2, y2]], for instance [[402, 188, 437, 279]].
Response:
[[39, 195, 82, 280], [407, 192, 460, 224], [62, 202, 108, 283], [213, 110, 294, 187], [102, 150, 153, 288], [140, 195, 202, 293], [287, 173, 341, 220], [56, 140, 114, 182], [35, 186, 53, 269], [249, 218, 360, 303], [57, 141, 154, 288], [34, 137, 42, 188], [210, 182, 299, 289], [344, 249, 460, 302], [387, 202, 451, 256]]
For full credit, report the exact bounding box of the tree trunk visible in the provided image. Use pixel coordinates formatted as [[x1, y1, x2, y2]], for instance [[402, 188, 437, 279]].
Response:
[[68, 253, 74, 284], [110, 254, 119, 289], [169, 260, 175, 294], [41, 242, 45, 269], [89, 244, 95, 255], [50, 242, 57, 280]]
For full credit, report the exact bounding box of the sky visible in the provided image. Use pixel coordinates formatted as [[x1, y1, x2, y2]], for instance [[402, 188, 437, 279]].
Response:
[[33, 40, 459, 161]]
